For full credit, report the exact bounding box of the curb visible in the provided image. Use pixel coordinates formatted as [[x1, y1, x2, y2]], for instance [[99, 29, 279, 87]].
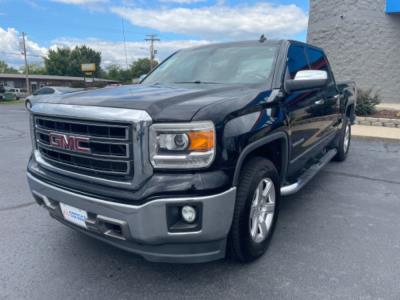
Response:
[[352, 125, 400, 142], [355, 116, 400, 128], [352, 135, 400, 143]]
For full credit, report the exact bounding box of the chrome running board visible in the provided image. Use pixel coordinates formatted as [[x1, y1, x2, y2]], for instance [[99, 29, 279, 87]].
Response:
[[280, 149, 337, 196]]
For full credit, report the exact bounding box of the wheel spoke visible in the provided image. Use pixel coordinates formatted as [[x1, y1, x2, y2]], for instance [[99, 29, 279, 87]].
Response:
[[253, 187, 260, 207], [258, 220, 268, 239], [263, 203, 275, 213], [262, 180, 272, 198], [257, 183, 264, 204], [250, 217, 258, 237]]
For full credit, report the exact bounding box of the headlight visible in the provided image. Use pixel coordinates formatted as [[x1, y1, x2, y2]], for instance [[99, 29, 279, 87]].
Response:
[[149, 121, 216, 169]]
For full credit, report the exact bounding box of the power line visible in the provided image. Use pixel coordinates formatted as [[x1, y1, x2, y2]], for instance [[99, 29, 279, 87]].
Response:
[[145, 34, 160, 71]]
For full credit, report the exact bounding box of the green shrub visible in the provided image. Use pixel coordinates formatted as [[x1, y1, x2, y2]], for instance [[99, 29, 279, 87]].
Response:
[[355, 88, 381, 116]]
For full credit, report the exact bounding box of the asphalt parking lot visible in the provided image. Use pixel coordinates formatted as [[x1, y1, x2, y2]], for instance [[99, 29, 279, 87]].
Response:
[[1, 103, 400, 300]]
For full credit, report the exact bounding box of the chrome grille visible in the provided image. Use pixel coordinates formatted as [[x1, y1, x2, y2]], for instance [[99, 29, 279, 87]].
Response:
[[34, 116, 133, 179]]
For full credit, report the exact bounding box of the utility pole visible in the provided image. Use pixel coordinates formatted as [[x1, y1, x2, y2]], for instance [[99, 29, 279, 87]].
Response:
[[145, 34, 160, 71], [21, 32, 30, 95]]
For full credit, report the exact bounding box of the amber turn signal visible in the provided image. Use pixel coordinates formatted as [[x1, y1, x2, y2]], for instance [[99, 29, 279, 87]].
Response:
[[188, 130, 215, 151]]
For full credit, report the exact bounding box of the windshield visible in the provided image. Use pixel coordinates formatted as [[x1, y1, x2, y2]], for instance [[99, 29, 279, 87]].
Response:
[[143, 44, 278, 85], [56, 87, 83, 93]]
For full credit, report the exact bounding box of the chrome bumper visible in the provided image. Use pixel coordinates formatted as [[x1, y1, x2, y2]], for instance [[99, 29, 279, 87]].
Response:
[[27, 172, 236, 263]]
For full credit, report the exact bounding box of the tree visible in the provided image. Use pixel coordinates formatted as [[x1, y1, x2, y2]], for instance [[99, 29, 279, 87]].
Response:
[[104, 64, 133, 83], [68, 46, 102, 77], [44, 46, 102, 77], [0, 60, 19, 74], [45, 48, 71, 76], [131, 58, 157, 79], [20, 63, 46, 75]]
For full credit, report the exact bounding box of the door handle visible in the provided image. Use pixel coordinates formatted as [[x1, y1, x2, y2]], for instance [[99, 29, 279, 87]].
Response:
[[314, 99, 325, 105]]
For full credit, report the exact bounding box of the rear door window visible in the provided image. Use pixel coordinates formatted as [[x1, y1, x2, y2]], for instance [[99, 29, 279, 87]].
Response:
[[39, 88, 55, 95], [306, 47, 329, 72], [287, 45, 309, 79], [306, 47, 335, 85]]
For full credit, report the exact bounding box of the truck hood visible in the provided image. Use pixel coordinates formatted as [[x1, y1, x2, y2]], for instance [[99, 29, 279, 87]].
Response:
[[35, 84, 262, 122]]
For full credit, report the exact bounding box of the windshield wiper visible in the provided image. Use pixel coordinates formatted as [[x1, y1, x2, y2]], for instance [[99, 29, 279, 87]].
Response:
[[173, 80, 222, 84]]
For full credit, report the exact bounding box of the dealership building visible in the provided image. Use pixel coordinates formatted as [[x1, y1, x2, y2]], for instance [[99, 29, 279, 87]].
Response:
[[308, 0, 400, 103]]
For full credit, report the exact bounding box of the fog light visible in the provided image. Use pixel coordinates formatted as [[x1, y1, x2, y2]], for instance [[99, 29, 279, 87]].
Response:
[[181, 205, 196, 223]]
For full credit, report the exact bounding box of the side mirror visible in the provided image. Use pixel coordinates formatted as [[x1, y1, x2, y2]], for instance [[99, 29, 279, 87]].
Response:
[[285, 70, 328, 93]]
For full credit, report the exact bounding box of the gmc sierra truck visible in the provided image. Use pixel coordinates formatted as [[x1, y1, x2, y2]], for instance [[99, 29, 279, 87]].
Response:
[[27, 40, 356, 263]]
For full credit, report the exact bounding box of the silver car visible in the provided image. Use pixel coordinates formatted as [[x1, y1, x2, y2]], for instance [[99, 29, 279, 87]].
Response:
[[25, 86, 84, 109]]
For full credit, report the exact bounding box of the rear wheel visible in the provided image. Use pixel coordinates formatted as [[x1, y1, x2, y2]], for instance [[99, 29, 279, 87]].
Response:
[[228, 157, 280, 262], [333, 116, 351, 162]]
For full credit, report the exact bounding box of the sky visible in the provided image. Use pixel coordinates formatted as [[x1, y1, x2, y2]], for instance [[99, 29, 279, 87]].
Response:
[[0, 0, 309, 69]]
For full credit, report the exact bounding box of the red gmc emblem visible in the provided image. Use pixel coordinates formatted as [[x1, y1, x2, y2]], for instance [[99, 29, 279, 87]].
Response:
[[49, 133, 91, 154]]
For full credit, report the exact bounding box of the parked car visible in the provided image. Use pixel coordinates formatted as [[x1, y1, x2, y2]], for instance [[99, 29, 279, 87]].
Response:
[[27, 39, 356, 263], [5, 87, 27, 99], [3, 91, 17, 101], [25, 86, 84, 109]]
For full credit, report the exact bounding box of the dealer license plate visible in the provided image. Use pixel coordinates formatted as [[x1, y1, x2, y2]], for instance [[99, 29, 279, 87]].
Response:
[[60, 203, 88, 228]]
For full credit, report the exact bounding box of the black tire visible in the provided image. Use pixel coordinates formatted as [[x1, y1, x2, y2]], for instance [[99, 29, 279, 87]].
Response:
[[228, 157, 280, 262], [25, 100, 31, 110], [333, 116, 351, 162]]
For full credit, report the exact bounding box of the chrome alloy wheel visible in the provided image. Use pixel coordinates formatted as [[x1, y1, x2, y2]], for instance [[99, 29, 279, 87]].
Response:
[[249, 178, 276, 243], [344, 123, 351, 153]]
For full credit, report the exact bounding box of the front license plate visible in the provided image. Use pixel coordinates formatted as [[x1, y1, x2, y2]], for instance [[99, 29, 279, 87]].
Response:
[[60, 203, 88, 228]]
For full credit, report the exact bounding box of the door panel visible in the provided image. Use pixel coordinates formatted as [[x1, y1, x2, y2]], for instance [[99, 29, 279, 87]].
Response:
[[287, 89, 329, 160], [286, 44, 326, 162], [306, 47, 341, 136]]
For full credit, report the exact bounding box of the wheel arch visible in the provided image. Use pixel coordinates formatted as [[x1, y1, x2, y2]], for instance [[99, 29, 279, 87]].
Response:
[[346, 103, 356, 124], [232, 131, 289, 187]]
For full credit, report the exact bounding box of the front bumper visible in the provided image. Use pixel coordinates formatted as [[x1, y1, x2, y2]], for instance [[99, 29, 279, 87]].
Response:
[[27, 172, 236, 263]]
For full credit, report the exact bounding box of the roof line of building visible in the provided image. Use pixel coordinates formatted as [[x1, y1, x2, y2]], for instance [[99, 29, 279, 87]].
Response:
[[0, 73, 118, 82]]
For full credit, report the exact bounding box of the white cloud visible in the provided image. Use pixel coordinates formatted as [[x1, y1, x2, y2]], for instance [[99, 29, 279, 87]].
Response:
[[0, 27, 47, 68], [111, 3, 308, 40], [0, 26, 209, 69], [51, 37, 210, 67]]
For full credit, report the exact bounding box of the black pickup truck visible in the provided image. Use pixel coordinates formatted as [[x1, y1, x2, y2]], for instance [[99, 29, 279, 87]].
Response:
[[27, 39, 356, 263]]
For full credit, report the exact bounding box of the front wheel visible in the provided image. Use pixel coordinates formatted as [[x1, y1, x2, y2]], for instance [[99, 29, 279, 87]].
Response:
[[333, 116, 351, 162], [25, 100, 32, 110], [228, 157, 280, 262]]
